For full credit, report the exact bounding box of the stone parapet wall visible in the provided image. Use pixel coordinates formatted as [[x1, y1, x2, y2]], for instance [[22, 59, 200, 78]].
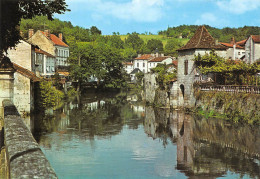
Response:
[[3, 100, 57, 178]]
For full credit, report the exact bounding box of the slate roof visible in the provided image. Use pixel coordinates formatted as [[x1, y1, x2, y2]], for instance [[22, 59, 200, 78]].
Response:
[[130, 68, 141, 74], [178, 26, 227, 51], [149, 56, 171, 62], [13, 63, 41, 82], [35, 48, 55, 57], [135, 54, 153, 60], [41, 31, 69, 47]]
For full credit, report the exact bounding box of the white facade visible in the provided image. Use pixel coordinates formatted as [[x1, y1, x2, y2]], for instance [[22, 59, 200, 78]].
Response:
[[148, 57, 173, 72], [245, 36, 260, 64], [56, 46, 70, 66], [123, 62, 134, 74], [133, 59, 149, 73]]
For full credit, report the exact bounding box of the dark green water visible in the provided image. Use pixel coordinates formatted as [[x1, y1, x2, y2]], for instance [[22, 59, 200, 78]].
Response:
[[33, 92, 260, 179]]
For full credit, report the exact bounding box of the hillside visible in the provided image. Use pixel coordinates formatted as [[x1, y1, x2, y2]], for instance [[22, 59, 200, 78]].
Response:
[[118, 34, 189, 47]]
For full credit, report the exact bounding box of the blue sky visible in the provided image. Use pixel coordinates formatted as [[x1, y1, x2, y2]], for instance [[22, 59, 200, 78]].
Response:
[[55, 0, 260, 35]]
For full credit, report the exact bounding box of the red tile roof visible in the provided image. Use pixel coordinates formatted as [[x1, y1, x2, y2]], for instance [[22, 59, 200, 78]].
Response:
[[178, 26, 227, 51], [123, 62, 133, 65], [13, 63, 41, 82], [35, 48, 55, 57], [172, 60, 178, 67], [219, 42, 244, 49], [149, 56, 171, 62], [41, 31, 69, 47], [135, 54, 153, 60], [252, 35, 260, 43], [236, 39, 246, 46]]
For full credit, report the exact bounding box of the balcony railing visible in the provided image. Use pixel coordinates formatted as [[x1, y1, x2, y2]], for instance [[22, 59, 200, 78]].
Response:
[[199, 84, 260, 94]]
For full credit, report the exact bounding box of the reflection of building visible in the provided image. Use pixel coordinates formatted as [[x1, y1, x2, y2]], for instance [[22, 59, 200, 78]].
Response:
[[143, 107, 260, 178]]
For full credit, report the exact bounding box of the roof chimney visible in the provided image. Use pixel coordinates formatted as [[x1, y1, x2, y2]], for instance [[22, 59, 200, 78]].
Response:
[[28, 29, 34, 39], [44, 30, 50, 38], [230, 37, 235, 45], [59, 33, 63, 41], [215, 39, 219, 46]]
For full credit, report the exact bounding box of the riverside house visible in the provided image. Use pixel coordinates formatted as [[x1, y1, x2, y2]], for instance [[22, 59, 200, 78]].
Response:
[[28, 29, 70, 77], [175, 26, 228, 107]]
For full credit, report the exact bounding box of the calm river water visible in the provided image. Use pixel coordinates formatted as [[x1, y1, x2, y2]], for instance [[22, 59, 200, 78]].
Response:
[[32, 91, 260, 179]]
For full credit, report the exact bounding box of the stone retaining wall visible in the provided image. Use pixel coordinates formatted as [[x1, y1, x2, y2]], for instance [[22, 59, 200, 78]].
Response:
[[3, 100, 57, 178]]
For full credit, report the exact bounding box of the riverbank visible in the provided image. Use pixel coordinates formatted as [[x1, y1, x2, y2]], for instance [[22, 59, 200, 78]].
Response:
[[194, 90, 260, 125]]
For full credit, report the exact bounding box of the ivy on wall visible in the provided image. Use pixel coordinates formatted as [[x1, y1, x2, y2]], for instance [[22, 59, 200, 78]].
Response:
[[194, 90, 260, 125]]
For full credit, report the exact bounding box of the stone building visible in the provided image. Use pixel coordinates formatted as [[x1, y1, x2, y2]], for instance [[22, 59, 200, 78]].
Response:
[[35, 48, 56, 77], [131, 53, 173, 74], [148, 56, 173, 72], [122, 61, 133, 74], [219, 37, 245, 60], [28, 29, 70, 67], [6, 40, 36, 73], [133, 54, 154, 73], [176, 26, 227, 108], [0, 56, 40, 117], [244, 35, 260, 64]]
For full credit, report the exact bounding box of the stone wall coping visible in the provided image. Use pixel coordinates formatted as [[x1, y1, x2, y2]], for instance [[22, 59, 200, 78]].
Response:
[[3, 100, 57, 178]]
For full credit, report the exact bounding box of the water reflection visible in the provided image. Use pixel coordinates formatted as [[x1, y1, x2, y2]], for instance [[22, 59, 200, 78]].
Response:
[[144, 108, 260, 178], [33, 92, 260, 178]]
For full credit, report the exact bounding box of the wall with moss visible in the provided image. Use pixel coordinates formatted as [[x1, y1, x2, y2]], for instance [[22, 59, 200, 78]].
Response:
[[194, 90, 260, 124]]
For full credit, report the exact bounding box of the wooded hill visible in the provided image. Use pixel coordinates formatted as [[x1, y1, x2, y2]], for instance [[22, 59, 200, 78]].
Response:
[[158, 25, 260, 42]]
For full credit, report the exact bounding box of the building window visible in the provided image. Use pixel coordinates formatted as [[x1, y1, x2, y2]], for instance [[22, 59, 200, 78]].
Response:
[[238, 52, 241, 55], [184, 60, 188, 75], [143, 63, 145, 67], [137, 63, 139, 67]]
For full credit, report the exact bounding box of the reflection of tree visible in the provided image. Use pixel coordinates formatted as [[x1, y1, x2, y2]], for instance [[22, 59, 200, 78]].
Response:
[[34, 92, 144, 142]]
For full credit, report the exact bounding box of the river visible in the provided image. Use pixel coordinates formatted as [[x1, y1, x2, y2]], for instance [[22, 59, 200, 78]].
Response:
[[32, 91, 260, 179]]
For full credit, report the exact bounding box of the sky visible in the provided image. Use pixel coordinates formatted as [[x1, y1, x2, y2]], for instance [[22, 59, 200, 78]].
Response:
[[54, 0, 260, 35]]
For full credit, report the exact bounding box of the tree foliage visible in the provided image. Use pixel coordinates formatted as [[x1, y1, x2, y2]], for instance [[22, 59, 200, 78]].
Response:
[[194, 50, 260, 85], [0, 0, 69, 54], [146, 39, 163, 53], [158, 25, 260, 42], [125, 32, 144, 53], [151, 64, 177, 89]]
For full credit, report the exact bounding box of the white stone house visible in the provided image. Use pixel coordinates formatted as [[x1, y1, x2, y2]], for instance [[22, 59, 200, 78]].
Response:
[[133, 54, 154, 73], [28, 29, 70, 68], [35, 48, 56, 77], [219, 38, 245, 60], [122, 61, 134, 74], [6, 40, 36, 73], [175, 26, 227, 108], [244, 35, 260, 64], [148, 56, 173, 72]]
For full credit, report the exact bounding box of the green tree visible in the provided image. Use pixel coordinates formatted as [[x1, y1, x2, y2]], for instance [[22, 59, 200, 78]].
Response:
[[0, 0, 69, 54], [125, 32, 144, 53], [146, 39, 163, 53], [90, 26, 102, 35], [165, 39, 183, 57]]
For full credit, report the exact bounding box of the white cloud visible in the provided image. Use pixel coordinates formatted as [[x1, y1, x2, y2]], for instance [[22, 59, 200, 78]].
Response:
[[195, 13, 228, 27], [67, 0, 165, 22], [216, 0, 260, 14]]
